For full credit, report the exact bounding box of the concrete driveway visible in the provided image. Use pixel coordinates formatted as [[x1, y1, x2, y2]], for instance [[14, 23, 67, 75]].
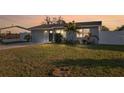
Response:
[[0, 42, 35, 50]]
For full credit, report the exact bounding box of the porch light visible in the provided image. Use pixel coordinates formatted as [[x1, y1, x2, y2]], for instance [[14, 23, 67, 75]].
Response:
[[50, 31, 53, 33]]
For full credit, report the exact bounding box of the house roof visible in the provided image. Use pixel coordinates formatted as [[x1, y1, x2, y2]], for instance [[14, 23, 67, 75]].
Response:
[[0, 25, 29, 31], [76, 21, 102, 26], [0, 21, 102, 32], [29, 21, 102, 30], [28, 23, 65, 30]]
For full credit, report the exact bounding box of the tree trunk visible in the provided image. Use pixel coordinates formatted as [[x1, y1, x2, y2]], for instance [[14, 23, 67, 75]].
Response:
[[66, 31, 76, 43]]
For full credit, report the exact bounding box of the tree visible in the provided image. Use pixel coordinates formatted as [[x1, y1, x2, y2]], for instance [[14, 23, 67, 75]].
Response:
[[44, 16, 51, 25], [65, 21, 77, 44], [114, 25, 124, 31], [54, 33, 63, 43], [52, 17, 58, 24], [43, 16, 66, 25], [101, 26, 110, 31], [57, 16, 66, 24]]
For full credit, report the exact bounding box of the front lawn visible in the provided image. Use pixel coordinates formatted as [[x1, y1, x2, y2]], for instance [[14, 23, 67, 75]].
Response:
[[0, 44, 124, 76]]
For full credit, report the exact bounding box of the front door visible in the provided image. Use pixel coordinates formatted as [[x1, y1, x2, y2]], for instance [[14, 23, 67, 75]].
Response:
[[49, 32, 53, 42]]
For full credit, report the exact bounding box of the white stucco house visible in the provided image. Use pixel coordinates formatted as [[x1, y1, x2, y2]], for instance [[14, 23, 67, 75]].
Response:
[[1, 21, 124, 45], [29, 21, 102, 44], [29, 21, 124, 45]]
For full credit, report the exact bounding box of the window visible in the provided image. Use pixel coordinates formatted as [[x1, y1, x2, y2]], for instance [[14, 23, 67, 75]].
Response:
[[83, 29, 90, 37], [56, 30, 61, 33], [77, 28, 91, 38]]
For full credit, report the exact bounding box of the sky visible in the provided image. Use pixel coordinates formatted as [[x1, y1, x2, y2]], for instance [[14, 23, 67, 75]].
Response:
[[0, 15, 124, 30]]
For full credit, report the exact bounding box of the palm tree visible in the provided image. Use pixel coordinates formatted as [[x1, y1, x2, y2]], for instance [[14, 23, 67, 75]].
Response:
[[65, 21, 77, 44]]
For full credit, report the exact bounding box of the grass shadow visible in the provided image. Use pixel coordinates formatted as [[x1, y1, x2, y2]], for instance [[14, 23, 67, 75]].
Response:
[[83, 45, 124, 52], [52, 58, 124, 68], [62, 43, 124, 52]]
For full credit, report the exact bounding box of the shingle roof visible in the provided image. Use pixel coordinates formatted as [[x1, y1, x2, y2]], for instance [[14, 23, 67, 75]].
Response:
[[76, 21, 102, 26], [29, 21, 102, 30], [28, 23, 65, 30], [0, 25, 29, 31]]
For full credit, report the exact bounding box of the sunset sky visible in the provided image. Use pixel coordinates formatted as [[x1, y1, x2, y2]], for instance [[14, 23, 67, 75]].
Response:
[[0, 15, 124, 30]]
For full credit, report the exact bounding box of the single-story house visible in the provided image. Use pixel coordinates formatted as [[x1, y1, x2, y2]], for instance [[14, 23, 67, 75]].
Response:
[[1, 21, 124, 45], [0, 26, 30, 43], [29, 21, 102, 44]]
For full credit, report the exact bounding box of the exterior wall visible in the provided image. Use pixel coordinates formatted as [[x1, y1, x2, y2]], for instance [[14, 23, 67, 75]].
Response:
[[99, 31, 124, 45], [90, 27, 100, 44], [66, 31, 77, 42], [1, 32, 30, 43], [90, 27, 99, 36], [31, 30, 49, 43], [2, 39, 21, 43], [31, 26, 101, 44], [44, 31, 49, 43]]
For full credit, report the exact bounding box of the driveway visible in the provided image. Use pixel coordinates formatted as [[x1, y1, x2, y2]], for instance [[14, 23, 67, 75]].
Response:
[[0, 42, 36, 50]]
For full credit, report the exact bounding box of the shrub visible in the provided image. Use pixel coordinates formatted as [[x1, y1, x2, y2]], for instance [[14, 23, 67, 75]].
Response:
[[24, 34, 31, 42], [54, 33, 63, 43]]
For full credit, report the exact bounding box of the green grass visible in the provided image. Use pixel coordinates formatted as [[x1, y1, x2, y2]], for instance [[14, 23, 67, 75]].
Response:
[[0, 44, 124, 77]]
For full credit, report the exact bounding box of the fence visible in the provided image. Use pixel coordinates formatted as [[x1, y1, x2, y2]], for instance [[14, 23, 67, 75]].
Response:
[[99, 31, 124, 45]]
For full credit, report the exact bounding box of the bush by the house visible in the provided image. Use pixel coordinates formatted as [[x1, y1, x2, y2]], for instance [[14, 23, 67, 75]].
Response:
[[24, 34, 31, 42], [54, 33, 63, 43]]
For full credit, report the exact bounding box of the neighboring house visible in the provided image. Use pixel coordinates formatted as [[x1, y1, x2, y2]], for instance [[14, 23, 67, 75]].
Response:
[[29, 21, 102, 44], [0, 26, 30, 43]]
